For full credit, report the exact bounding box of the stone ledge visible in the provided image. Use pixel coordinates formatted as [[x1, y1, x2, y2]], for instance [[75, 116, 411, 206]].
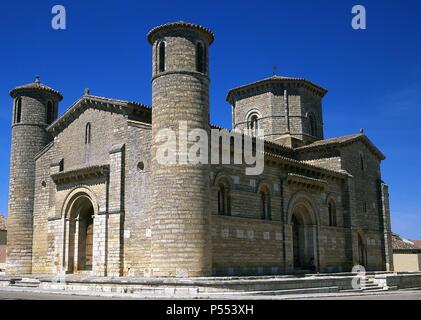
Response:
[[51, 165, 110, 185], [287, 173, 327, 190]]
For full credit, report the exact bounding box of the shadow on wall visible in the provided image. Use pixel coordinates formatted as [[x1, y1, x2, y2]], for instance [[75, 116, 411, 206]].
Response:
[[0, 215, 7, 270]]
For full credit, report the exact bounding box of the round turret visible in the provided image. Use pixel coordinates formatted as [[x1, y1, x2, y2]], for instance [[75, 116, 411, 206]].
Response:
[[7, 77, 62, 275], [148, 22, 214, 277]]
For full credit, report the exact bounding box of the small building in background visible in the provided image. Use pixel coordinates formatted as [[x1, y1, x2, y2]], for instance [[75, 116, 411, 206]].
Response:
[[392, 233, 421, 272], [411, 240, 421, 249], [0, 215, 7, 270]]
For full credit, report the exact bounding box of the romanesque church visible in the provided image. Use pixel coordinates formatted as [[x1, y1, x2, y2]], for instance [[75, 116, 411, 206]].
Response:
[[6, 21, 393, 277]]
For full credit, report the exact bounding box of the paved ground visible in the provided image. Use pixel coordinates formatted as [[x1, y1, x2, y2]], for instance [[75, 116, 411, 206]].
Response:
[[0, 290, 114, 300], [1, 288, 421, 300], [304, 291, 421, 300]]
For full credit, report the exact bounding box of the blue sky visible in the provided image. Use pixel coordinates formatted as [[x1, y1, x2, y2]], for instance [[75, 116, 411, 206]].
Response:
[[0, 0, 420, 238]]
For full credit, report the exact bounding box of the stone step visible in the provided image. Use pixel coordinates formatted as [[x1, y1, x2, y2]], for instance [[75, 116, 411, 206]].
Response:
[[34, 281, 340, 297], [362, 283, 382, 288], [10, 283, 40, 288], [10, 278, 41, 288], [362, 287, 383, 291], [203, 286, 339, 296], [362, 287, 387, 292]]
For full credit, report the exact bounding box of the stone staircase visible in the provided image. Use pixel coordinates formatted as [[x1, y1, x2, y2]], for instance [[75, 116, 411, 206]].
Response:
[[9, 278, 40, 288], [341, 275, 396, 293], [1, 273, 406, 298], [361, 277, 386, 292]]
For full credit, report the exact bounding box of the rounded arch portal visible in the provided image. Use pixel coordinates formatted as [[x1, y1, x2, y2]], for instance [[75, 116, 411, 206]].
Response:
[[62, 187, 99, 219], [287, 193, 319, 272], [63, 188, 98, 274]]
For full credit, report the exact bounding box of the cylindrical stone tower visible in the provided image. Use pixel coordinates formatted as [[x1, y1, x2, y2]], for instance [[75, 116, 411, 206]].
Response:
[[7, 77, 62, 275], [147, 22, 214, 277]]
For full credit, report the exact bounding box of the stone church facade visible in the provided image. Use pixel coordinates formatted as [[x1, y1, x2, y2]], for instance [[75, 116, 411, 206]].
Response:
[[6, 21, 393, 277]]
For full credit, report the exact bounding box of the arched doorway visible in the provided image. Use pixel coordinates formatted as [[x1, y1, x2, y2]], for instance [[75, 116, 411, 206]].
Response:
[[78, 207, 94, 271], [358, 233, 367, 267], [290, 203, 318, 272], [66, 195, 95, 273]]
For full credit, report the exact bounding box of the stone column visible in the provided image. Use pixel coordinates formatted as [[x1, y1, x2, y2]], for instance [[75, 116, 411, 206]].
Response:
[[344, 175, 358, 270], [93, 213, 107, 276], [107, 144, 125, 276], [73, 219, 80, 272], [380, 182, 394, 271], [63, 218, 71, 273]]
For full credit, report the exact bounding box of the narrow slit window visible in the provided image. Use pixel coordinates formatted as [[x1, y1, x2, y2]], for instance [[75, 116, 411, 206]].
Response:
[[158, 42, 165, 73], [47, 101, 54, 125], [360, 154, 365, 172], [328, 201, 337, 227], [309, 113, 317, 137], [217, 182, 231, 216], [260, 186, 271, 220], [85, 123, 92, 145], [15, 98, 22, 124], [196, 42, 206, 73]]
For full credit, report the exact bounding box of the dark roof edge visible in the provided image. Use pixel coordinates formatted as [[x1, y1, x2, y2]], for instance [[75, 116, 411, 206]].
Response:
[[47, 95, 151, 134], [226, 76, 328, 103], [10, 82, 63, 101], [296, 134, 386, 161], [147, 21, 214, 44]]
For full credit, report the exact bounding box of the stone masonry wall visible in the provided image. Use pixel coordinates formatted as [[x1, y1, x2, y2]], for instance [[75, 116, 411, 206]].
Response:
[[210, 159, 351, 275], [232, 85, 323, 145], [31, 105, 141, 276], [340, 142, 385, 270], [123, 122, 152, 276]]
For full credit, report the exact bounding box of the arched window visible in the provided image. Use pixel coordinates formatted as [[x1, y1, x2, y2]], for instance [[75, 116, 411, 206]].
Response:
[[158, 41, 165, 73], [247, 113, 259, 136], [360, 154, 365, 172], [15, 98, 22, 124], [85, 123, 91, 145], [196, 42, 206, 73], [328, 200, 337, 227], [309, 113, 317, 137], [47, 101, 54, 125], [260, 186, 271, 220], [217, 181, 231, 216]]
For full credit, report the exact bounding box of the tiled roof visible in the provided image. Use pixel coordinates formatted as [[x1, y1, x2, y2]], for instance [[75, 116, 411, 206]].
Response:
[[10, 77, 63, 100], [147, 21, 214, 44], [411, 240, 421, 249], [226, 75, 328, 103], [392, 234, 420, 250], [47, 95, 151, 135], [0, 215, 6, 231], [296, 133, 386, 160], [298, 134, 363, 149]]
